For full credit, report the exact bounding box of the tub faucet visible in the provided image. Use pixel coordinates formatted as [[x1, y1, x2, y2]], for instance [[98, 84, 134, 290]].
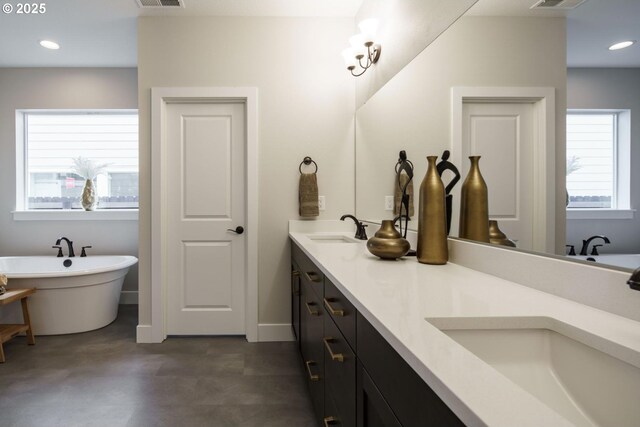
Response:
[[340, 214, 368, 240], [628, 267, 640, 291], [55, 237, 75, 258], [579, 235, 610, 256]]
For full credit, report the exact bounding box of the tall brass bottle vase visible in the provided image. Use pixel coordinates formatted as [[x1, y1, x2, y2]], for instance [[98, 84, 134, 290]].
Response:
[[417, 156, 448, 265], [459, 156, 489, 242]]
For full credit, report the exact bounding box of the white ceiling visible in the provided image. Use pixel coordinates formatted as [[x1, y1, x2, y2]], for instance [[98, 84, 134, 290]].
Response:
[[0, 0, 637, 68]]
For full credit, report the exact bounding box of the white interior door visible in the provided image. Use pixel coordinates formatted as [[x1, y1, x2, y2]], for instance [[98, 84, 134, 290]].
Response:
[[166, 101, 246, 335], [462, 102, 534, 250]]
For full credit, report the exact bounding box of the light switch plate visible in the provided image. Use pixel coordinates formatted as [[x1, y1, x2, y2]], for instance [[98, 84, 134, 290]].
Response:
[[385, 196, 394, 211], [318, 196, 325, 211]]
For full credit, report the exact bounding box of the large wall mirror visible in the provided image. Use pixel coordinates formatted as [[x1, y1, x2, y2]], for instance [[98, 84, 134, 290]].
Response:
[[355, 0, 640, 272]]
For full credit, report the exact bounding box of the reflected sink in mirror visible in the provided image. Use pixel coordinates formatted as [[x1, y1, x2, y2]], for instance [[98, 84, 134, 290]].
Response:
[[426, 316, 640, 427], [306, 234, 359, 244]]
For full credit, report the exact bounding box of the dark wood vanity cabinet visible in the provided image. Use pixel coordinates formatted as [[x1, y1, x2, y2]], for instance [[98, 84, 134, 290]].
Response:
[[291, 241, 465, 427], [291, 261, 301, 342]]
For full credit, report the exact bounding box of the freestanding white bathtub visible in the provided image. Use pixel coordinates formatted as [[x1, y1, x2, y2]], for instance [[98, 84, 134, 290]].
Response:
[[0, 256, 137, 335], [572, 254, 640, 270]]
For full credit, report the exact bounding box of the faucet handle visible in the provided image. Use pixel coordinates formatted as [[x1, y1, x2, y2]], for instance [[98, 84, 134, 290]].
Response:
[[565, 245, 576, 256], [52, 246, 63, 258], [81, 246, 92, 257], [591, 244, 603, 256]]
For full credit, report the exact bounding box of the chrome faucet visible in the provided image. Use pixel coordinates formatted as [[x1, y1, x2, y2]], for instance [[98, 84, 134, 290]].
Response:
[[55, 237, 75, 258], [340, 214, 368, 240], [579, 235, 610, 256]]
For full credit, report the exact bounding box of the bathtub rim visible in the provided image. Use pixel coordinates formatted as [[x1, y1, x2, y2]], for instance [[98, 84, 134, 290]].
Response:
[[0, 255, 138, 279]]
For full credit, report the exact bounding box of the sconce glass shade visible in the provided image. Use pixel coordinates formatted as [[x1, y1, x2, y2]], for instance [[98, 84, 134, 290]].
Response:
[[358, 18, 378, 44], [341, 48, 357, 69], [349, 34, 367, 58]]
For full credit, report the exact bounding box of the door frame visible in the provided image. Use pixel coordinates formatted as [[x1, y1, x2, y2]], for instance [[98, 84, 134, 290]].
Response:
[[150, 87, 258, 343], [451, 87, 556, 253]]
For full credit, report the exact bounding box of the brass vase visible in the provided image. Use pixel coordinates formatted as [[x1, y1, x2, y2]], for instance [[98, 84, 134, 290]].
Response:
[[366, 220, 410, 260], [488, 220, 516, 247], [459, 156, 489, 243], [81, 178, 97, 211], [417, 156, 448, 265]]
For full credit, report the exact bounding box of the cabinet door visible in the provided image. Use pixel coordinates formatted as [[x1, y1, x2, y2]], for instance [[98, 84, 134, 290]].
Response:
[[291, 261, 301, 343], [357, 362, 402, 427], [357, 313, 465, 426]]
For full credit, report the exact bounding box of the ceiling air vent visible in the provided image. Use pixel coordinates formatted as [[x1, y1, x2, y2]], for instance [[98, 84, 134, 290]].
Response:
[[530, 0, 588, 9], [136, 0, 184, 8]]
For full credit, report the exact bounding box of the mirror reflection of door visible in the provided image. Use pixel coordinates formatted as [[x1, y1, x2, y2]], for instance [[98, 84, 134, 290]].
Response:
[[461, 101, 534, 250]]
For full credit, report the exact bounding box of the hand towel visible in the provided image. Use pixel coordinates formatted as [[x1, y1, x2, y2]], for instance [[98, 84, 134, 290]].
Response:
[[299, 173, 319, 217], [394, 172, 414, 217]]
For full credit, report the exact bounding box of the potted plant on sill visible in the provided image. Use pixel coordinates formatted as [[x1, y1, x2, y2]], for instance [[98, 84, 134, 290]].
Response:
[[71, 156, 109, 211]]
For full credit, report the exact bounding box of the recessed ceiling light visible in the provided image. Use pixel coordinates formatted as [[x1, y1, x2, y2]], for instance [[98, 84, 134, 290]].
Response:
[[608, 41, 635, 51], [39, 40, 60, 50]]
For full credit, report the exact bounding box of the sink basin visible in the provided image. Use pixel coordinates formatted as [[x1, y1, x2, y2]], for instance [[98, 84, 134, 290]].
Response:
[[426, 316, 640, 427], [306, 234, 359, 244]]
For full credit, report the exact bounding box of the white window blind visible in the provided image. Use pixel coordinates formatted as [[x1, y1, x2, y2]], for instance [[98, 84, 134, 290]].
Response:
[[566, 113, 615, 208], [24, 112, 139, 210]]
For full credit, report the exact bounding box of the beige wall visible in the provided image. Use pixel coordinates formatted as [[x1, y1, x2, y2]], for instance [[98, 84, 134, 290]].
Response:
[[355, 16, 567, 253], [355, 0, 477, 107], [0, 68, 139, 294], [567, 68, 640, 254], [137, 17, 355, 326]]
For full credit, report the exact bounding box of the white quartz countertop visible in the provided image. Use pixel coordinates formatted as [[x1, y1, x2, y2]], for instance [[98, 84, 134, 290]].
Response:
[[289, 224, 640, 427]]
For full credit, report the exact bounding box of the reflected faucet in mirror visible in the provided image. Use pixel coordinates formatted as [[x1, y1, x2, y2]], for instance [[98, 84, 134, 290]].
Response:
[[579, 235, 611, 256], [340, 214, 368, 240]]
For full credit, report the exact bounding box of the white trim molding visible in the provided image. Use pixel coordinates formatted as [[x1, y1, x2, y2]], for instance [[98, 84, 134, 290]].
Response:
[[258, 323, 295, 342], [146, 87, 259, 344], [12, 209, 138, 221], [567, 209, 635, 220], [451, 87, 556, 254]]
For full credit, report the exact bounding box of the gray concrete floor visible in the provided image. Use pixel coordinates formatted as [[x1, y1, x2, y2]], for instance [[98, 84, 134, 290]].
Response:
[[0, 305, 315, 427]]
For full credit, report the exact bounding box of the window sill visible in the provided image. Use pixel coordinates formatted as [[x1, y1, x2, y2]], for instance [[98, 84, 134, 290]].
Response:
[[566, 209, 635, 220], [12, 209, 138, 221]]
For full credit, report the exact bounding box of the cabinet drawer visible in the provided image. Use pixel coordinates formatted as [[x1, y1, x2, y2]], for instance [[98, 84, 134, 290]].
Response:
[[357, 312, 465, 427], [324, 278, 357, 351], [292, 242, 324, 298], [301, 278, 325, 366], [324, 314, 356, 427]]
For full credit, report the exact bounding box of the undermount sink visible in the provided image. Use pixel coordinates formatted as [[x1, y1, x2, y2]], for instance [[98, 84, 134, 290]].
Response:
[[426, 316, 640, 427], [306, 234, 359, 244]]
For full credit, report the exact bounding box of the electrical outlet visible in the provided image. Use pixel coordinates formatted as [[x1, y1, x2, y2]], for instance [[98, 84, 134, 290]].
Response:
[[318, 196, 325, 211], [385, 196, 394, 211]]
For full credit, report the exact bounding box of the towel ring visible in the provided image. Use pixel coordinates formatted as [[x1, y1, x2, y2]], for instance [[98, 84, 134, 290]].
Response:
[[299, 156, 318, 174]]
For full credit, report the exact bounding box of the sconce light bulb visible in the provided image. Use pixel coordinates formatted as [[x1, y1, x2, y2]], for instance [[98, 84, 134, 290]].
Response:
[[358, 18, 378, 44], [349, 34, 367, 57], [341, 48, 357, 68]]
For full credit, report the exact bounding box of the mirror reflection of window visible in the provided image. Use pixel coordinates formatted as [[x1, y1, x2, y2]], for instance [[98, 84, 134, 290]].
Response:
[[566, 110, 630, 210]]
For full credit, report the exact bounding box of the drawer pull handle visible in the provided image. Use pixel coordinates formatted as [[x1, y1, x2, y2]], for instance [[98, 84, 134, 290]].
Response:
[[323, 416, 339, 426], [305, 302, 320, 316], [304, 271, 322, 283], [323, 298, 345, 317], [305, 360, 320, 381], [323, 337, 345, 362]]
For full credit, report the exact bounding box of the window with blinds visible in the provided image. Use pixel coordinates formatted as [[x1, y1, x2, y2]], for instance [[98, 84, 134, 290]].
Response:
[[23, 111, 138, 210], [566, 112, 617, 209]]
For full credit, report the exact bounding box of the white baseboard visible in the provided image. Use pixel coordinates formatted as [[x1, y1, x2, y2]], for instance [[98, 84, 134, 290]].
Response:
[[136, 324, 154, 343], [258, 323, 295, 342], [119, 291, 138, 305]]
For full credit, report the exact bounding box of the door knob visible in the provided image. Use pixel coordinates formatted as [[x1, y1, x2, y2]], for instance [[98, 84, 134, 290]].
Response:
[[227, 226, 244, 235]]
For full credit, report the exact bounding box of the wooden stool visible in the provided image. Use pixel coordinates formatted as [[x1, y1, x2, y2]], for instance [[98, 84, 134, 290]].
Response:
[[0, 288, 36, 363]]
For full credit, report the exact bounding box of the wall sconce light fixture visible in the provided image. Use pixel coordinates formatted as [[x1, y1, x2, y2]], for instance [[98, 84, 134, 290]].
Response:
[[342, 18, 381, 77]]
